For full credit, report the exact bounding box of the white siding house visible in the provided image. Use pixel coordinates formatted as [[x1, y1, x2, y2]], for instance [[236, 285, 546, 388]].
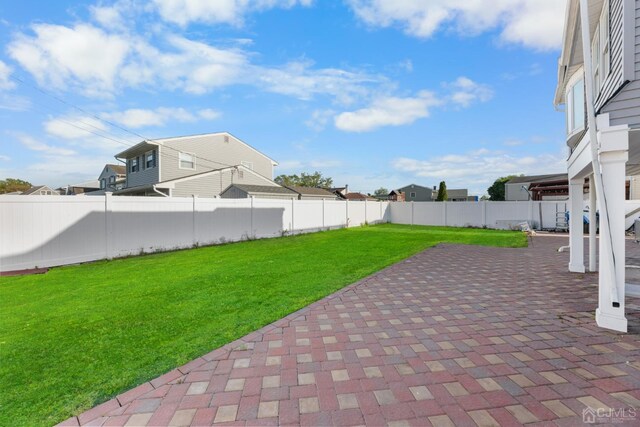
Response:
[[555, 0, 640, 332]]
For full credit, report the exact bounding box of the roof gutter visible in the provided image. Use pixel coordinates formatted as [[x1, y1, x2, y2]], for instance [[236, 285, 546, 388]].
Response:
[[579, 0, 620, 307], [152, 185, 169, 197]]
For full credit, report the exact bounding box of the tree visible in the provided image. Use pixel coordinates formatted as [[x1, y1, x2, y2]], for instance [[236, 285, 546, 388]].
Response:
[[373, 187, 389, 196], [487, 175, 519, 201], [274, 171, 333, 188], [0, 178, 32, 194], [435, 181, 447, 201]]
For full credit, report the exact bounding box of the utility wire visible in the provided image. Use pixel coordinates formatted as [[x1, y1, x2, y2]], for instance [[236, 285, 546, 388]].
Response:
[[10, 74, 242, 172]]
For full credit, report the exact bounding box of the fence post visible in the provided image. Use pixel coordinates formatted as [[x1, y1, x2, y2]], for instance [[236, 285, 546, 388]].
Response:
[[411, 201, 414, 226], [482, 201, 487, 227], [322, 198, 325, 229], [346, 199, 349, 228], [443, 201, 447, 226], [192, 195, 197, 246], [364, 200, 368, 225], [250, 196, 254, 237], [380, 201, 383, 223], [105, 192, 112, 258], [291, 198, 295, 233]]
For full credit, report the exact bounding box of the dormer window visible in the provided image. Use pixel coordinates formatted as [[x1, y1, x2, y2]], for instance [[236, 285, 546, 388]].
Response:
[[566, 72, 585, 135]]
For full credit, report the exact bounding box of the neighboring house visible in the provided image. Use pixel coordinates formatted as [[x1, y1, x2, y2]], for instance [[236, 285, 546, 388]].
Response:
[[98, 164, 126, 192], [21, 185, 59, 195], [58, 179, 101, 195], [446, 189, 469, 202], [555, 0, 640, 332], [220, 184, 298, 200], [330, 186, 349, 199], [398, 184, 434, 201], [505, 174, 569, 201], [113, 132, 278, 197], [345, 192, 377, 201], [387, 190, 405, 202], [285, 186, 337, 200]]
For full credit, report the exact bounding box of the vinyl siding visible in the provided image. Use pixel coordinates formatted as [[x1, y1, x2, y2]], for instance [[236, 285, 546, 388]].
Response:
[[505, 183, 531, 201], [172, 168, 275, 198], [159, 134, 274, 182], [398, 185, 434, 201], [596, 0, 625, 112], [125, 152, 159, 188], [602, 0, 640, 125]]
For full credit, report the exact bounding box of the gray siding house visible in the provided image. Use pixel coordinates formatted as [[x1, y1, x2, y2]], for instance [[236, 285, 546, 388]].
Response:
[[221, 184, 298, 200], [113, 132, 279, 197], [555, 0, 640, 331], [398, 184, 434, 201]]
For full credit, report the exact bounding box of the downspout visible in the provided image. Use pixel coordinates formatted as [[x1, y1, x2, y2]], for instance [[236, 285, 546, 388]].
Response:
[[152, 185, 169, 197], [579, 0, 620, 306]]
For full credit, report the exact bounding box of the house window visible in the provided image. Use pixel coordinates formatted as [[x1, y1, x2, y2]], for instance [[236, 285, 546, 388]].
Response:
[[241, 161, 253, 170], [592, 1, 610, 96], [179, 152, 195, 169], [100, 178, 106, 189], [109, 176, 115, 184], [566, 75, 585, 135], [410, 192, 416, 198], [131, 157, 139, 173], [146, 150, 156, 168]]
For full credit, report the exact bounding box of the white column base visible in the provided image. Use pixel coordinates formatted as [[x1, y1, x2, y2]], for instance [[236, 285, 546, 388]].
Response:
[[569, 262, 586, 273], [596, 308, 627, 332]]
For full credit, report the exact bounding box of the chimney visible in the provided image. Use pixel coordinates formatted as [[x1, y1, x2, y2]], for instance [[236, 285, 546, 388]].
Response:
[[344, 184, 349, 194]]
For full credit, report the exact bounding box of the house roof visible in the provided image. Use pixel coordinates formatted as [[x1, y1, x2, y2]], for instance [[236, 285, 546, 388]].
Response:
[[70, 179, 101, 189], [389, 190, 404, 195], [285, 186, 336, 197], [506, 173, 568, 184], [398, 183, 430, 191], [227, 184, 297, 196], [345, 192, 376, 201], [106, 164, 126, 175], [114, 132, 278, 165], [22, 185, 56, 195]]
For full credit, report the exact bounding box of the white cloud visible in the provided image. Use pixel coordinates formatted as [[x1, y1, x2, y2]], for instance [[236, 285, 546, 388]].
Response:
[[16, 134, 76, 156], [8, 24, 130, 96], [392, 148, 566, 195], [447, 77, 493, 108], [347, 0, 566, 50], [276, 159, 342, 171], [198, 108, 221, 120], [305, 109, 335, 131], [153, 0, 313, 27], [335, 90, 441, 132], [0, 61, 15, 90], [102, 107, 201, 128], [0, 94, 31, 111], [0, 155, 10, 161], [44, 116, 109, 140]]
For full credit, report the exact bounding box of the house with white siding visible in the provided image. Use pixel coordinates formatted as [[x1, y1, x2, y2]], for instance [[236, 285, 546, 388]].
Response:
[[555, 0, 640, 332], [113, 132, 280, 197]]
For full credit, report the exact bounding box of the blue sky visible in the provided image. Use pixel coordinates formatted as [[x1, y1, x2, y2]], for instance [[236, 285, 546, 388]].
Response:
[[0, 0, 568, 195]]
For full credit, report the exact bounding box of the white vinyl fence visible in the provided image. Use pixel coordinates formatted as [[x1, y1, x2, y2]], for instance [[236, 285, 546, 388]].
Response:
[[4, 196, 638, 273], [389, 200, 568, 230], [0, 195, 388, 272]]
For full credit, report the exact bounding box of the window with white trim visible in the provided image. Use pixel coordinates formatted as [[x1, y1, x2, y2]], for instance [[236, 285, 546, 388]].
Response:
[[130, 157, 139, 173], [566, 74, 585, 135], [591, 0, 610, 96], [410, 192, 416, 198], [179, 152, 195, 169], [100, 178, 106, 189], [145, 150, 156, 168]]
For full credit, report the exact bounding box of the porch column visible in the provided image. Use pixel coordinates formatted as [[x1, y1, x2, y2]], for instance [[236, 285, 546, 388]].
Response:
[[589, 174, 597, 272], [569, 178, 585, 273], [596, 148, 628, 332]]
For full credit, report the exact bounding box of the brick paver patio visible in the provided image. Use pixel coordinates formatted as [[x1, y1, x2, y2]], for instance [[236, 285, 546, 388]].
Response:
[[60, 235, 640, 426]]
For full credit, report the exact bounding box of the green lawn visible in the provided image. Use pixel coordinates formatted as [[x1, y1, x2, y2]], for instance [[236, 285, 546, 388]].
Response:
[[0, 224, 526, 426]]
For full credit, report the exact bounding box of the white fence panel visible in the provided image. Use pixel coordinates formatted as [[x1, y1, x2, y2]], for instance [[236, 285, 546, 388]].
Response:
[[389, 202, 412, 224], [445, 202, 483, 227], [0, 196, 107, 271], [324, 200, 348, 228], [413, 202, 446, 226], [251, 198, 289, 238], [347, 201, 366, 226]]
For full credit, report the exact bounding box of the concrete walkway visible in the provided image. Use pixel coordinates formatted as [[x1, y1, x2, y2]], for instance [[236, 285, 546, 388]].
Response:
[[61, 235, 640, 426]]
